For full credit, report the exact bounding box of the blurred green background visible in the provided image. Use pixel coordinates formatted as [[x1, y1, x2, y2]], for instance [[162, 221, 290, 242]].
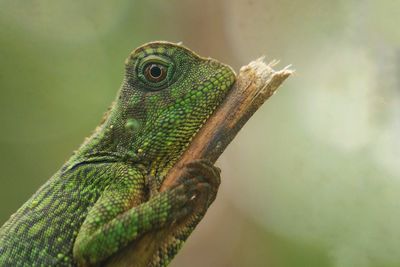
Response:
[[0, 1, 399, 266]]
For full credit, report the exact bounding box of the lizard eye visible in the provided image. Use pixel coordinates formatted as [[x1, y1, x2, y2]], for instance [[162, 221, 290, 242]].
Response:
[[136, 55, 174, 90], [144, 63, 167, 83]]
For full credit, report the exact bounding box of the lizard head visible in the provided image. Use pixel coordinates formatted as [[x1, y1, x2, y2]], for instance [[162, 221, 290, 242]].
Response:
[[106, 41, 235, 177]]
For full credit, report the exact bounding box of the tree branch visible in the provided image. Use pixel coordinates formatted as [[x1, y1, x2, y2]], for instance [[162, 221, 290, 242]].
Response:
[[161, 58, 293, 191], [105, 58, 293, 267]]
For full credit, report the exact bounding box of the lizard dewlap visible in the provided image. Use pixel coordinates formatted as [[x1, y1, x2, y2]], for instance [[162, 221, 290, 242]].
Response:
[[0, 41, 235, 267]]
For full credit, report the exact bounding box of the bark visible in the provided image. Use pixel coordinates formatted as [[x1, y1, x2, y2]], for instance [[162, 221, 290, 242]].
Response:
[[161, 58, 293, 190], [105, 58, 292, 267]]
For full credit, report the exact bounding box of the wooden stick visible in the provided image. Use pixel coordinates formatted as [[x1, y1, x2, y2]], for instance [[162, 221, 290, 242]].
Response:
[[161, 58, 293, 191], [105, 58, 293, 267]]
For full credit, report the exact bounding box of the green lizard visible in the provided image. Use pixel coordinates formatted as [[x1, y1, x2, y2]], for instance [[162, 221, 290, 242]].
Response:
[[0, 41, 235, 266]]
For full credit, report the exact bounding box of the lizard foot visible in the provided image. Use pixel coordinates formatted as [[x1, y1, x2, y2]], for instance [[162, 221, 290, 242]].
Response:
[[180, 159, 221, 208], [164, 159, 221, 222]]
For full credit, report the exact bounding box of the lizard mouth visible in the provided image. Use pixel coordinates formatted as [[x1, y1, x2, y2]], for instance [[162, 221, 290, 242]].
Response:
[[149, 68, 235, 179], [168, 60, 236, 157], [189, 63, 235, 135]]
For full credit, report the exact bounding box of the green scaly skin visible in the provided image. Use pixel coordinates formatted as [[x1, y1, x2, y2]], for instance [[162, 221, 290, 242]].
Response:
[[0, 41, 235, 266]]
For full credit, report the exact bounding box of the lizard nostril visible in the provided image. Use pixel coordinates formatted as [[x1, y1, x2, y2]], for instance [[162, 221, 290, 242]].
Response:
[[207, 59, 221, 69]]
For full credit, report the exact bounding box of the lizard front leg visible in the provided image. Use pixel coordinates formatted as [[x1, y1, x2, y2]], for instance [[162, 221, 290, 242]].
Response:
[[73, 165, 202, 266]]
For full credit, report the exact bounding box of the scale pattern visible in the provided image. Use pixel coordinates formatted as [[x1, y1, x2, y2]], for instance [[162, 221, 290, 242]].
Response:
[[0, 41, 235, 266]]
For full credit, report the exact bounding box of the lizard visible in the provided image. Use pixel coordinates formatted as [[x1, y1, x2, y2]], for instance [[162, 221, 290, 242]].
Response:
[[0, 41, 236, 266]]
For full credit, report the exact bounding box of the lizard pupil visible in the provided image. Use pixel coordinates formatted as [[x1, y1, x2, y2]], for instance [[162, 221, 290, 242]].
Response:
[[144, 63, 167, 83], [150, 65, 162, 78]]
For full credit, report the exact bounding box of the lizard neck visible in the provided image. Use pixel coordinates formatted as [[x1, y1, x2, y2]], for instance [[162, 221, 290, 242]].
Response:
[[74, 98, 187, 179], [75, 103, 144, 162]]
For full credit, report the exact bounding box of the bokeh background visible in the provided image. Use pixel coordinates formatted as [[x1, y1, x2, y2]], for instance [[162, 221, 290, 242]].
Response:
[[0, 1, 399, 266]]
